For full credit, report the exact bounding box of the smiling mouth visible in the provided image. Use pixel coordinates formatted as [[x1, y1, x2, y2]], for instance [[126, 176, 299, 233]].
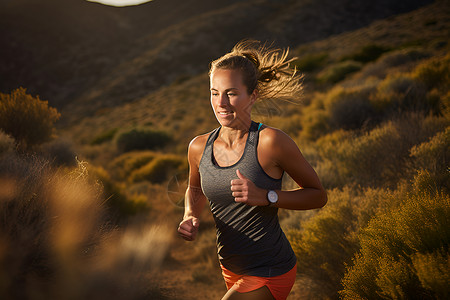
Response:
[[218, 111, 233, 116]]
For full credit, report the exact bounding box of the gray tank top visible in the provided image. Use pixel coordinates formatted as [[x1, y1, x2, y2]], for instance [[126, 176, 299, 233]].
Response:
[[199, 121, 297, 277]]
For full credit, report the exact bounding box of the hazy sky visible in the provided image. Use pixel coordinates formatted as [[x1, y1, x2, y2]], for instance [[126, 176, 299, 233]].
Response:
[[87, 0, 152, 7]]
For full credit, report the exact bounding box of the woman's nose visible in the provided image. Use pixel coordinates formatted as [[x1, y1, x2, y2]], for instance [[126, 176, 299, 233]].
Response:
[[218, 93, 229, 106]]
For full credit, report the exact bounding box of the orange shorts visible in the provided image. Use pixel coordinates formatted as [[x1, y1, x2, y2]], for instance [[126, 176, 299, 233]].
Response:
[[220, 263, 297, 300]]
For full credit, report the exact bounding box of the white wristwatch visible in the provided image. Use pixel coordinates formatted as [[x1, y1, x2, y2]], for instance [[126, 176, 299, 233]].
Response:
[[267, 190, 278, 206]]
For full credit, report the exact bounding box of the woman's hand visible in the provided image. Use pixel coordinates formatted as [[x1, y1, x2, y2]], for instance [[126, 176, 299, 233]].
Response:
[[178, 216, 200, 241], [231, 169, 268, 206]]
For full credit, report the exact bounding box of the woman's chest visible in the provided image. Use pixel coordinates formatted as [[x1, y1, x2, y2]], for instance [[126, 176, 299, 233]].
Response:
[[212, 141, 246, 167]]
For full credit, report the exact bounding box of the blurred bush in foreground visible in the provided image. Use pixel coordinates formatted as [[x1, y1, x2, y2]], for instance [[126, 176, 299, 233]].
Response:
[[0, 153, 172, 299], [0, 130, 15, 154]]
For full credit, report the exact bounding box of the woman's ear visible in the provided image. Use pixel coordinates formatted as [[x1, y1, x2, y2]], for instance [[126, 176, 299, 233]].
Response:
[[250, 89, 258, 105]]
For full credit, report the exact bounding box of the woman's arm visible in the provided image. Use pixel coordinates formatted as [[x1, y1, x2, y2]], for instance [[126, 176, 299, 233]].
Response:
[[269, 128, 327, 210], [178, 135, 208, 241], [231, 127, 327, 210]]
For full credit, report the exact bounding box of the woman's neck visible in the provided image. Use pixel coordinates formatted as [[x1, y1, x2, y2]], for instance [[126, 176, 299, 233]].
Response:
[[219, 120, 252, 148]]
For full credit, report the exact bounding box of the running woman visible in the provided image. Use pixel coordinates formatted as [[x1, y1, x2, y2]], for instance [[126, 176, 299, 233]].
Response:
[[178, 40, 327, 300]]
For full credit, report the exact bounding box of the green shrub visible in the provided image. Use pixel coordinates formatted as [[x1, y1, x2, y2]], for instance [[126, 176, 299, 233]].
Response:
[[126, 193, 151, 214], [313, 130, 353, 188], [301, 62, 445, 143], [372, 73, 433, 115], [410, 127, 450, 194], [300, 83, 380, 140], [293, 52, 328, 72], [116, 128, 172, 153], [314, 123, 406, 188], [412, 53, 450, 91], [0, 88, 60, 149], [317, 60, 362, 83], [345, 123, 406, 187], [359, 48, 431, 79], [110, 151, 157, 181], [324, 85, 377, 130], [288, 188, 359, 298], [364, 55, 449, 120], [90, 128, 118, 145], [393, 113, 449, 149], [340, 189, 450, 299], [412, 250, 450, 299], [343, 44, 391, 63], [288, 187, 391, 299], [410, 127, 449, 172], [269, 114, 303, 137], [382, 48, 430, 68], [88, 165, 150, 219], [329, 96, 375, 130], [299, 103, 330, 141], [314, 115, 447, 189], [129, 154, 187, 184]]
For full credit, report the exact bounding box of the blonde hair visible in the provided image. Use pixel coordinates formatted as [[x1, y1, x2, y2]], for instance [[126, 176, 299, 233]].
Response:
[[209, 40, 303, 101]]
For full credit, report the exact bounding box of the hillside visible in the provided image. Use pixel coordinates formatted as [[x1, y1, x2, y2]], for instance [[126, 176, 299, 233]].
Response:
[[62, 0, 449, 155], [0, 0, 434, 122], [0, 0, 241, 108]]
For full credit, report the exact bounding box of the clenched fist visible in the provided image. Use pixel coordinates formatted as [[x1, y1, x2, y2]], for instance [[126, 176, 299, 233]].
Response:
[[178, 216, 200, 241]]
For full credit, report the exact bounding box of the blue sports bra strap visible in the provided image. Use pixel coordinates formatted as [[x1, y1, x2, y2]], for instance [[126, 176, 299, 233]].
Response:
[[257, 122, 263, 131]]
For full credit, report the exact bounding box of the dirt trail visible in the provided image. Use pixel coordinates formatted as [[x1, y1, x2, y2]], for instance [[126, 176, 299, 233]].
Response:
[[155, 237, 226, 299]]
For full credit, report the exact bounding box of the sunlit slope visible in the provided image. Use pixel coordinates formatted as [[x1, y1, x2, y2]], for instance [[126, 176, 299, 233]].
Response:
[[0, 0, 433, 118], [62, 1, 449, 156]]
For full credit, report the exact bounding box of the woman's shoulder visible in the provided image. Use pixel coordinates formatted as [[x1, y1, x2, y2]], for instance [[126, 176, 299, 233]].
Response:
[[189, 133, 209, 153], [258, 124, 295, 147], [258, 124, 304, 172], [188, 129, 216, 164]]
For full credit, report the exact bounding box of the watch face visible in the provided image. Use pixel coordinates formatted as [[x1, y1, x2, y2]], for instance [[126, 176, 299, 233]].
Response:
[[268, 190, 278, 203]]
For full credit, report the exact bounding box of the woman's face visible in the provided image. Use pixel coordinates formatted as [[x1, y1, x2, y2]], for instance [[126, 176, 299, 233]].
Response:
[[209, 68, 257, 129]]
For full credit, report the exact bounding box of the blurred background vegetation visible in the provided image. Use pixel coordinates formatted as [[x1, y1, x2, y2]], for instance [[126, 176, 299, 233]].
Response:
[[0, 0, 449, 299]]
